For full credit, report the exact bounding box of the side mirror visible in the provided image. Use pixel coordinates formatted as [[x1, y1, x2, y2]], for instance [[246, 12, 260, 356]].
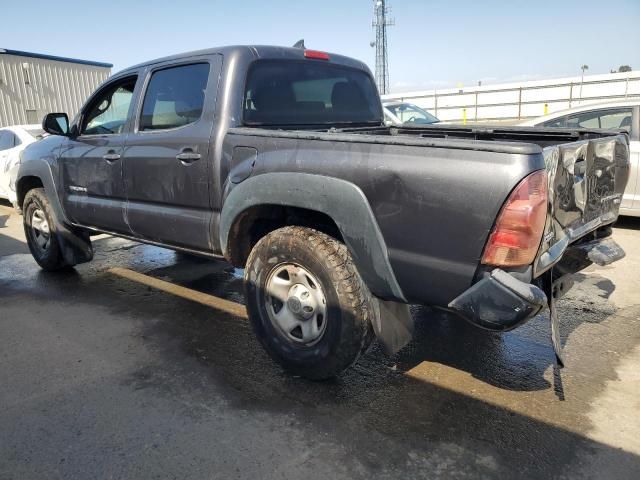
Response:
[[42, 113, 69, 136]]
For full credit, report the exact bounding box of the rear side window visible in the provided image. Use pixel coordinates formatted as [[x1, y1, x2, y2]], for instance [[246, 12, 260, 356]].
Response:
[[140, 63, 209, 131], [543, 108, 633, 130], [568, 111, 600, 128], [594, 108, 632, 130], [243, 60, 382, 126]]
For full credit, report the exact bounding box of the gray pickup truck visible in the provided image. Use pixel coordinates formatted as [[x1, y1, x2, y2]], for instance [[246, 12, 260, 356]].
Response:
[[17, 45, 629, 379]]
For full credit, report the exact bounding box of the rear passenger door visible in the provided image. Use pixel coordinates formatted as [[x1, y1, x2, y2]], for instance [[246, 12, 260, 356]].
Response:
[[122, 56, 222, 251]]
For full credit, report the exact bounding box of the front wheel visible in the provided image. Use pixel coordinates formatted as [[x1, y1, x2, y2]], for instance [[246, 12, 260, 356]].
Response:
[[23, 188, 70, 271], [244, 226, 374, 380]]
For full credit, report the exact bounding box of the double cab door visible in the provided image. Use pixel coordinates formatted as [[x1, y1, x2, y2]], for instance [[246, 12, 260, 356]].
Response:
[[123, 57, 221, 251], [60, 55, 222, 251], [60, 75, 138, 234]]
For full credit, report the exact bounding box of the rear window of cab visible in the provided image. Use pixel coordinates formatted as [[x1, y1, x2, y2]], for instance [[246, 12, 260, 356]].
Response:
[[243, 60, 382, 127]]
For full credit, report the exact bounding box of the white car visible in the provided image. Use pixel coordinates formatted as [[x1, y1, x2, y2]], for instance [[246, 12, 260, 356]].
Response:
[[0, 124, 44, 208], [383, 101, 440, 126], [520, 100, 640, 217]]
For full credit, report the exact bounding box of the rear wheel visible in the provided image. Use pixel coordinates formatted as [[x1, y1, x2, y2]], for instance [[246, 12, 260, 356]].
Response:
[[245, 226, 374, 380], [23, 188, 70, 271]]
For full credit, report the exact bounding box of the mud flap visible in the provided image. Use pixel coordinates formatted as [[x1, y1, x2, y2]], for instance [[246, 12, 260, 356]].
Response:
[[57, 227, 93, 266], [49, 208, 93, 266], [545, 269, 565, 367], [370, 297, 414, 355]]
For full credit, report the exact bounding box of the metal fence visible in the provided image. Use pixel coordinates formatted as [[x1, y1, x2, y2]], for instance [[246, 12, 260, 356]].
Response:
[[382, 70, 640, 124]]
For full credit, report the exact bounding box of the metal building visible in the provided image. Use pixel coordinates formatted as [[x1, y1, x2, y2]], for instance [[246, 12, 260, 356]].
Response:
[[0, 48, 112, 127]]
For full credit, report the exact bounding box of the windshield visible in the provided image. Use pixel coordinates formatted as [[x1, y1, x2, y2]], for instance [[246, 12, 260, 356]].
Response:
[[243, 60, 383, 127], [385, 103, 439, 125]]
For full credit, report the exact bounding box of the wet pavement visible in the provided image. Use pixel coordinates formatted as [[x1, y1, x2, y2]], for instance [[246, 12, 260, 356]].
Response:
[[1, 200, 639, 479]]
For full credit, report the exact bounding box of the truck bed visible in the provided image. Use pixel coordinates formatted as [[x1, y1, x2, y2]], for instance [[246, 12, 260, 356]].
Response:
[[329, 123, 627, 149], [228, 124, 629, 305]]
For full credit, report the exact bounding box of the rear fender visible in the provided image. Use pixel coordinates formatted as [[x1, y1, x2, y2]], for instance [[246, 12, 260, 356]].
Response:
[[220, 172, 406, 302]]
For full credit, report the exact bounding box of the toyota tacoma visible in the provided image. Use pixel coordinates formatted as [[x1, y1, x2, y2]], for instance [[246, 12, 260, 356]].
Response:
[[16, 45, 630, 379]]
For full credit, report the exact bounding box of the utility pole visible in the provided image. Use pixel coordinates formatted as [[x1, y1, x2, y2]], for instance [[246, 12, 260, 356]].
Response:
[[579, 64, 589, 100], [370, 0, 394, 95]]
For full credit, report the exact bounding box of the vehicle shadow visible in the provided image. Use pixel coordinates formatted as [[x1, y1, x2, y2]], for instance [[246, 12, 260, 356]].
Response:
[[615, 216, 640, 230], [147, 255, 618, 394], [0, 231, 29, 256], [91, 237, 618, 394], [2, 247, 638, 478], [391, 264, 620, 393], [0, 201, 29, 256], [393, 306, 556, 391]]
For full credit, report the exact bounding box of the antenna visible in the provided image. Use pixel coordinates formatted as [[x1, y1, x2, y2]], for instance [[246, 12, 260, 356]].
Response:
[[371, 0, 394, 95]]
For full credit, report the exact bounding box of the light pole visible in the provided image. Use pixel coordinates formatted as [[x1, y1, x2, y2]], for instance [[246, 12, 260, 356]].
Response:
[[579, 64, 589, 100]]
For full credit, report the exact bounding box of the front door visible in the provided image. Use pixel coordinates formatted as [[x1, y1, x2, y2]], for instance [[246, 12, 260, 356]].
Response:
[[122, 58, 220, 251], [60, 75, 139, 234]]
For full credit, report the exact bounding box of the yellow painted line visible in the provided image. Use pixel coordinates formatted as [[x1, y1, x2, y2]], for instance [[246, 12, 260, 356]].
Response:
[[108, 267, 248, 319]]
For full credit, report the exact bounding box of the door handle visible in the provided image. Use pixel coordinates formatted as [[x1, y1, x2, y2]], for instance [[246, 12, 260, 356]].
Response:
[[103, 152, 121, 162], [176, 149, 201, 163]]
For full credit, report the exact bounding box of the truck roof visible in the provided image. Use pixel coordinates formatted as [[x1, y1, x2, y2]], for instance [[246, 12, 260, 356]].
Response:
[[116, 45, 370, 76]]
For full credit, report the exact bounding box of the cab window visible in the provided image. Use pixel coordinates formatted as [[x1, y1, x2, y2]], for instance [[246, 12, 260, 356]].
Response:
[[139, 63, 209, 131], [243, 60, 381, 126], [82, 76, 137, 135]]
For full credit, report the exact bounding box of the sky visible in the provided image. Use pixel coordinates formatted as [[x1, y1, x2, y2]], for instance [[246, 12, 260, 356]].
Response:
[[2, 0, 639, 93]]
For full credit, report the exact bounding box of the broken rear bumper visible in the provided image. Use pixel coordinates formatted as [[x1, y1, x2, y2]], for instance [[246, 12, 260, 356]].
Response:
[[447, 269, 547, 332], [447, 236, 626, 332]]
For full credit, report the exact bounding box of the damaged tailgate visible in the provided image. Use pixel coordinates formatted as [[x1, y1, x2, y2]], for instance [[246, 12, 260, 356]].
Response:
[[535, 133, 630, 276]]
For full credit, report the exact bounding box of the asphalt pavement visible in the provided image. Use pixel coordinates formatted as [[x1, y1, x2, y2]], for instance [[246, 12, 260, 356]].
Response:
[[1, 200, 639, 479]]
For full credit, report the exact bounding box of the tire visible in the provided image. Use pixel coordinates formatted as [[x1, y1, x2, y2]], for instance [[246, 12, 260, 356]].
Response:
[[245, 226, 374, 380], [23, 188, 70, 271]]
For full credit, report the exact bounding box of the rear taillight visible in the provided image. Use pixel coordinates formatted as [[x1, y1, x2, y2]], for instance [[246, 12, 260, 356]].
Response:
[[481, 169, 548, 267]]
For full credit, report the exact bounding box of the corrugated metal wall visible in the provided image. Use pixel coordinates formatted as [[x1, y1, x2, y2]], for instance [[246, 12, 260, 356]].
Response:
[[0, 53, 111, 127]]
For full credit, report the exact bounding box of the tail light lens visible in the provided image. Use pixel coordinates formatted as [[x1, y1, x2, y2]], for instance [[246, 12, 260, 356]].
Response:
[[482, 169, 548, 267], [304, 50, 330, 60]]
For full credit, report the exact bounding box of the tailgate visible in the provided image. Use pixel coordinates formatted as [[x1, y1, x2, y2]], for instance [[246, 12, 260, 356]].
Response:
[[534, 134, 630, 276]]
